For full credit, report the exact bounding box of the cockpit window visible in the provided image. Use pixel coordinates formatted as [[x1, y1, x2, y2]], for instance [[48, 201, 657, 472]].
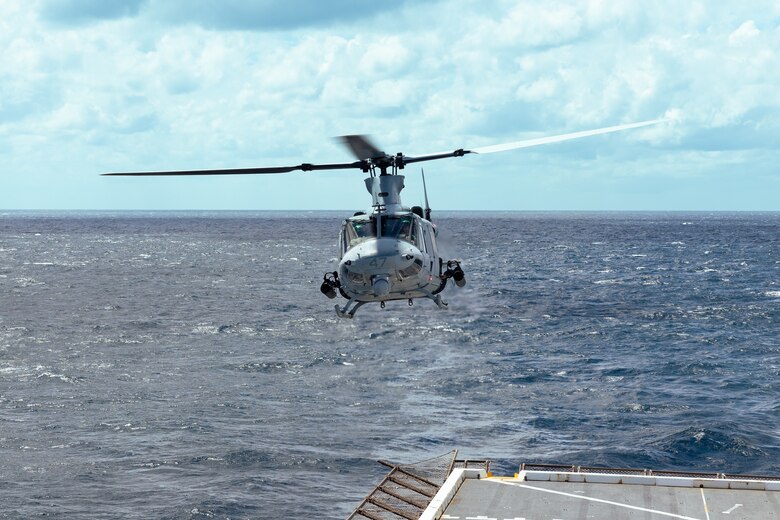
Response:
[[381, 216, 416, 244], [343, 215, 419, 249], [344, 218, 376, 247]]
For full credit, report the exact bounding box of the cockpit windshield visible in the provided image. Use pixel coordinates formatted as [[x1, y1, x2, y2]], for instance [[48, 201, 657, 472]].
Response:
[[344, 218, 377, 248], [343, 215, 419, 249], [381, 216, 416, 243]]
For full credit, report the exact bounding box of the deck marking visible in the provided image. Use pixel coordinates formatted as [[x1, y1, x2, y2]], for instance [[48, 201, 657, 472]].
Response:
[[465, 516, 496, 520], [722, 504, 743, 514], [494, 481, 702, 520], [700, 488, 710, 520], [441, 516, 460, 519]]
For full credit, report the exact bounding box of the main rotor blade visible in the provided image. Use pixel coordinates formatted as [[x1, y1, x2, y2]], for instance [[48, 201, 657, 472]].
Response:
[[103, 119, 665, 177], [339, 134, 385, 160], [469, 119, 665, 154], [402, 148, 473, 165], [102, 161, 366, 176], [401, 118, 665, 166]]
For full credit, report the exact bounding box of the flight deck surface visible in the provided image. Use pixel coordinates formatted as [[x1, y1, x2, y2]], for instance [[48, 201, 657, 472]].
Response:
[[436, 466, 779, 520], [443, 477, 779, 520]]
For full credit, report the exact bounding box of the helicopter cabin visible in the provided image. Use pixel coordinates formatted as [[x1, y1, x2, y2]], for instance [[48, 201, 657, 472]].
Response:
[[339, 212, 441, 276]]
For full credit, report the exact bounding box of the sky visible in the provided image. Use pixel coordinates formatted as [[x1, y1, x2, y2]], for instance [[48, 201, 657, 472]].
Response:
[[1, 0, 779, 211]]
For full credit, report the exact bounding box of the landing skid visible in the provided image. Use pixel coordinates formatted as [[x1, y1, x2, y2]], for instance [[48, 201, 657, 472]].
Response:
[[335, 299, 366, 319], [335, 291, 446, 318], [422, 289, 448, 310]]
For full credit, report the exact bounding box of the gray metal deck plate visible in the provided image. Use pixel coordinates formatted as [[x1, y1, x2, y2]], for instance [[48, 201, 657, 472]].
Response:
[[442, 477, 779, 520]]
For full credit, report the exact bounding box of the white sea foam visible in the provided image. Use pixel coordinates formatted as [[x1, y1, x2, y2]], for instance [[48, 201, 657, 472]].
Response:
[[192, 324, 220, 334], [594, 279, 622, 285]]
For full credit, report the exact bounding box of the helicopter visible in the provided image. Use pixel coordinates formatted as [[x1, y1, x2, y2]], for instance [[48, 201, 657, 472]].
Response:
[[103, 119, 663, 318]]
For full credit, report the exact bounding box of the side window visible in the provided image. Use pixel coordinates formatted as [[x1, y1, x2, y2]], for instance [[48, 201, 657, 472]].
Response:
[[423, 225, 434, 256], [415, 223, 425, 252], [411, 222, 421, 249], [339, 226, 347, 255], [344, 224, 357, 250]]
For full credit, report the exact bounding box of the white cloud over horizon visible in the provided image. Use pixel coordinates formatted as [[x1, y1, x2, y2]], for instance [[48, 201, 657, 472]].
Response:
[[2, 0, 779, 211]]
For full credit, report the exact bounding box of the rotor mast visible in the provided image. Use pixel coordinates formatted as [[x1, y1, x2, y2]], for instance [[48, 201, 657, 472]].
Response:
[[365, 174, 405, 213]]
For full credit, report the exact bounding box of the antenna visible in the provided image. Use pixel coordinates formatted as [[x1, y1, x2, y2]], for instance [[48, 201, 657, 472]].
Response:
[[422, 168, 432, 221]]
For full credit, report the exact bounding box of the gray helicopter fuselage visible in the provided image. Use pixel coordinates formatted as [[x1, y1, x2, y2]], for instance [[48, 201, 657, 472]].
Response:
[[321, 174, 465, 317], [337, 210, 444, 302]]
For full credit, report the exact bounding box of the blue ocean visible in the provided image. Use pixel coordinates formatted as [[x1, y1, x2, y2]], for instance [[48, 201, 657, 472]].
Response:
[[1, 211, 778, 519]]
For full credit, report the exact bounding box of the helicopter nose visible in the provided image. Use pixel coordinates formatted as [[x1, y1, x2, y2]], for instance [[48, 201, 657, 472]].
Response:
[[339, 238, 421, 285]]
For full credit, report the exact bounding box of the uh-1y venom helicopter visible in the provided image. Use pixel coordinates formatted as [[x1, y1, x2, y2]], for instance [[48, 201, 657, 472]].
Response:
[[104, 119, 663, 318]]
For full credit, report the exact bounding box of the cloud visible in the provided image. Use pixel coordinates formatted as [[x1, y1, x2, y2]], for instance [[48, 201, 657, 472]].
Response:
[[146, 0, 426, 31], [2, 0, 780, 210], [39, 0, 146, 25], [679, 106, 780, 151], [729, 20, 761, 44], [36, 0, 424, 30]]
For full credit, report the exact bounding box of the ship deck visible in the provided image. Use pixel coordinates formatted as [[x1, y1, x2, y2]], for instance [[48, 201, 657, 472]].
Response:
[[433, 464, 780, 520], [347, 452, 780, 520]]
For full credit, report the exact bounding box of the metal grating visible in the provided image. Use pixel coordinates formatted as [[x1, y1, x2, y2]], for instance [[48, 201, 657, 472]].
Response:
[[453, 458, 491, 473], [347, 450, 459, 520]]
